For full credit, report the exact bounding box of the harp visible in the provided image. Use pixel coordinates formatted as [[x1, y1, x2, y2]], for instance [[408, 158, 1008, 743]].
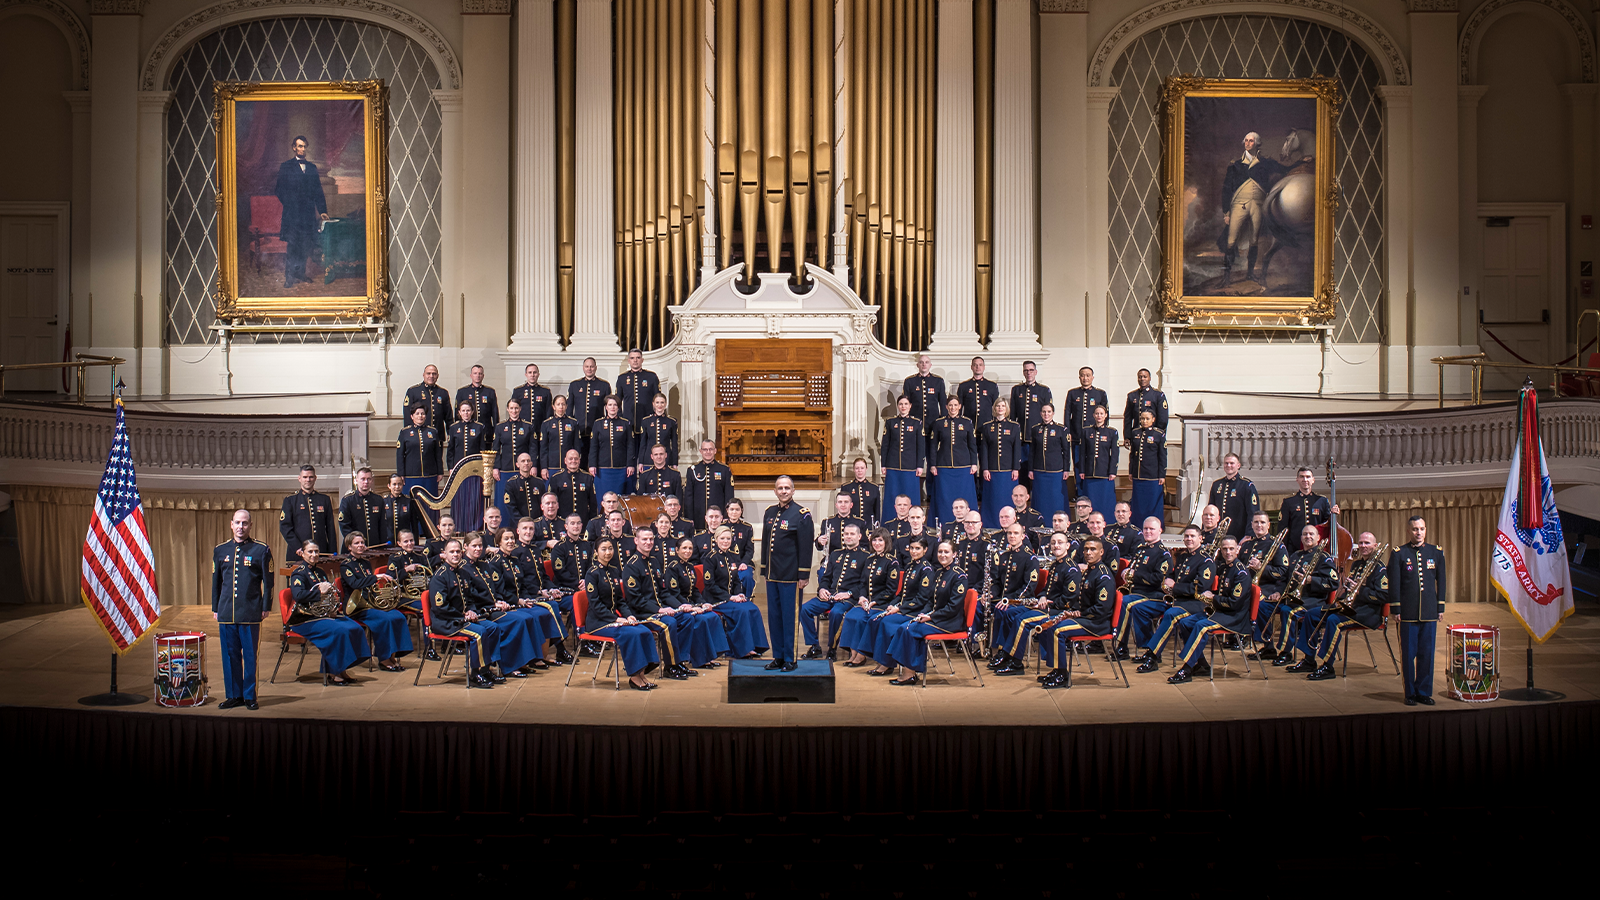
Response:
[[410, 452, 494, 538]]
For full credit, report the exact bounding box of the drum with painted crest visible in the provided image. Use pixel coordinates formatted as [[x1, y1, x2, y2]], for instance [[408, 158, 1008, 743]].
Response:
[[1446, 623, 1499, 702], [154, 631, 209, 708]]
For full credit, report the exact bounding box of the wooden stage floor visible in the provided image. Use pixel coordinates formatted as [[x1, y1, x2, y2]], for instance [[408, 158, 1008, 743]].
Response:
[[2, 599, 1595, 726]]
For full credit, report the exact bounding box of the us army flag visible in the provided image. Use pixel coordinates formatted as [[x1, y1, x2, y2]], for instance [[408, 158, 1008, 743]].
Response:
[[1490, 387, 1573, 642]]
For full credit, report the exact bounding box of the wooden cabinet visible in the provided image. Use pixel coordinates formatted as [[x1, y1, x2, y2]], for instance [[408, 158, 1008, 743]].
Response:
[[715, 339, 833, 482]]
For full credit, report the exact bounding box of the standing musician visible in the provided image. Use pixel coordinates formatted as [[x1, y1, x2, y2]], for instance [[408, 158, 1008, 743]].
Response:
[[1126, 409, 1167, 528], [838, 528, 903, 668], [816, 492, 868, 556], [801, 521, 869, 661], [881, 394, 927, 514], [587, 395, 635, 501], [1163, 536, 1252, 684], [510, 363, 553, 431], [989, 525, 1062, 676], [929, 397, 979, 528], [338, 467, 385, 548], [425, 514, 457, 565], [1116, 517, 1174, 659], [1207, 453, 1260, 540], [426, 538, 502, 688], [397, 405, 445, 501], [762, 476, 815, 671], [882, 539, 970, 686], [702, 525, 769, 659], [957, 356, 1000, 431], [455, 365, 499, 430], [1240, 512, 1291, 655], [882, 494, 915, 540], [978, 397, 1022, 529], [1279, 466, 1339, 548], [567, 356, 611, 463], [659, 496, 696, 544], [597, 510, 638, 560], [538, 395, 580, 479], [839, 457, 883, 529], [581, 536, 661, 690], [1010, 360, 1052, 489], [337, 532, 412, 671], [287, 540, 372, 685], [1302, 531, 1389, 681], [1389, 516, 1446, 706], [1076, 405, 1119, 519], [280, 465, 337, 563], [903, 353, 947, 433], [637, 444, 683, 497], [1273, 525, 1338, 671], [1036, 535, 1116, 689], [212, 510, 273, 710], [490, 399, 536, 523], [503, 453, 547, 524], [684, 440, 735, 529], [635, 393, 679, 469], [403, 364, 452, 432], [863, 535, 935, 677], [550, 448, 598, 523], [1029, 403, 1070, 521], [1122, 368, 1169, 439], [667, 536, 733, 668], [445, 401, 489, 471], [621, 527, 694, 680], [1064, 367, 1109, 487], [380, 474, 415, 546], [1130, 525, 1215, 675], [615, 348, 661, 433]]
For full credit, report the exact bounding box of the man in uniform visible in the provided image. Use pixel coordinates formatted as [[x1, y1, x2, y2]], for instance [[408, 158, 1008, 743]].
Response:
[[762, 476, 814, 670], [1116, 517, 1173, 659], [1279, 466, 1338, 546], [539, 395, 580, 479], [1207, 453, 1260, 540], [816, 493, 869, 555], [490, 398, 536, 522], [801, 521, 868, 661], [567, 356, 611, 463], [957, 356, 999, 426], [903, 354, 946, 433], [338, 466, 385, 546], [615, 348, 662, 433], [503, 453, 547, 523], [550, 448, 597, 523], [1131, 525, 1214, 675], [1122, 368, 1169, 439], [1219, 131, 1288, 286], [684, 439, 734, 530], [455, 364, 499, 430], [1009, 360, 1052, 488], [1389, 516, 1445, 705], [510, 363, 553, 432], [403, 364, 451, 431], [1304, 531, 1389, 681], [986, 523, 1044, 675], [213, 509, 273, 709], [1064, 367, 1109, 486], [280, 465, 337, 563], [839, 458, 881, 529], [637, 444, 683, 497]]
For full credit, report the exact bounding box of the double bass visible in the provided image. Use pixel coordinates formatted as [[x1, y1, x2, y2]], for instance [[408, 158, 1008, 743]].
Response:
[[1321, 457, 1355, 604]]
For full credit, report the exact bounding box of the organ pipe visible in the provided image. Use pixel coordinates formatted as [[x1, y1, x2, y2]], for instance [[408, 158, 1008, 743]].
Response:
[[973, 0, 994, 344], [555, 0, 575, 344]]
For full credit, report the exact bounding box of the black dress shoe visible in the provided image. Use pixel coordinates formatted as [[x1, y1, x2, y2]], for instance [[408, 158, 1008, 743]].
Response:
[[1284, 658, 1315, 674], [580, 642, 603, 658], [889, 674, 919, 686], [554, 646, 575, 665], [1307, 663, 1336, 681], [380, 662, 405, 672], [1271, 653, 1296, 668], [508, 669, 529, 678], [1257, 644, 1279, 660], [470, 673, 495, 688], [868, 668, 894, 677], [1167, 667, 1193, 685], [825, 649, 838, 662], [218, 698, 242, 710], [1135, 655, 1162, 674], [491, 672, 508, 684], [529, 659, 550, 670], [1404, 695, 1418, 706], [765, 659, 787, 670], [1041, 671, 1070, 689], [1416, 695, 1435, 706], [1113, 645, 1132, 661], [987, 653, 1010, 670], [1191, 661, 1212, 677], [781, 660, 799, 672], [842, 660, 864, 668], [424, 647, 442, 661], [698, 661, 721, 669], [245, 700, 259, 710], [662, 666, 690, 680], [993, 661, 1025, 676], [629, 680, 656, 691], [802, 645, 823, 660]]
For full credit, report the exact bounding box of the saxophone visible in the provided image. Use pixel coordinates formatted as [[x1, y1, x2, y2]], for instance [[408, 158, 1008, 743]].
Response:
[[1330, 543, 1389, 617], [1198, 516, 1232, 558], [1279, 539, 1330, 606]]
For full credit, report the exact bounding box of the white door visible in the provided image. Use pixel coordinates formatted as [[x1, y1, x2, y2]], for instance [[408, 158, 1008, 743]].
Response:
[[0, 216, 63, 394], [1477, 214, 1555, 394]]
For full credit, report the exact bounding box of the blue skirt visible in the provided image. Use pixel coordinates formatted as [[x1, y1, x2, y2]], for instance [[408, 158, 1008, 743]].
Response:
[[598, 622, 661, 676], [350, 608, 413, 660], [292, 617, 371, 674], [1082, 477, 1116, 520], [886, 621, 942, 673], [1131, 479, 1164, 530], [1033, 469, 1067, 521], [883, 468, 922, 519], [982, 471, 1018, 528], [596, 467, 628, 502], [684, 610, 732, 666], [931, 468, 978, 530], [838, 606, 887, 653], [713, 600, 768, 657], [865, 612, 911, 663], [490, 608, 548, 671]]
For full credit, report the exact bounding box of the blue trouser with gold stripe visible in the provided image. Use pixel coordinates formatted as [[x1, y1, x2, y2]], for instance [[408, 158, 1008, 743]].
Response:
[[1120, 595, 1169, 649], [1310, 611, 1360, 666], [447, 620, 501, 672], [642, 613, 687, 666], [1145, 605, 1196, 657], [766, 581, 800, 662], [1290, 607, 1329, 658], [800, 597, 854, 649], [1399, 620, 1436, 698], [993, 603, 1050, 658], [1255, 597, 1292, 647], [219, 623, 260, 702], [1037, 619, 1106, 669], [1174, 615, 1226, 667]]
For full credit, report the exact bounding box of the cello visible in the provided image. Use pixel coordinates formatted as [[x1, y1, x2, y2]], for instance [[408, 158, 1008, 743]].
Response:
[[1322, 457, 1355, 604]]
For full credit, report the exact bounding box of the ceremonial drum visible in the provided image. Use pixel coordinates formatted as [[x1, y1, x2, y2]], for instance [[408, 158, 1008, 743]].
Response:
[[1446, 624, 1499, 702], [154, 631, 209, 708], [618, 495, 667, 530]]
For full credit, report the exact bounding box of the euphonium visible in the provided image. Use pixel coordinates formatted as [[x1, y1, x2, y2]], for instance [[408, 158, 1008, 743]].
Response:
[[1247, 529, 1289, 586]]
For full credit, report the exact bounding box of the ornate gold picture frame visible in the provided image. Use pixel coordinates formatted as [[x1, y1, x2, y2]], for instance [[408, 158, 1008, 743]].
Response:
[[1158, 75, 1341, 324], [213, 80, 389, 320]]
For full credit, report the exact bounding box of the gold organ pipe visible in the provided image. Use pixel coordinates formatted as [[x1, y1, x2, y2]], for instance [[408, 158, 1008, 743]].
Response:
[[920, 0, 934, 349], [738, 0, 761, 281], [849, 0, 867, 294], [716, 0, 738, 273], [788, 0, 812, 283], [907, 0, 923, 349], [762, 0, 788, 274], [555, 0, 575, 345], [667, 0, 685, 312], [877, 0, 894, 318], [683, 0, 701, 294], [654, 2, 672, 344], [974, 0, 995, 344], [632, 0, 649, 345], [812, 0, 833, 272], [862, 0, 881, 305], [892, 0, 908, 349], [619, 0, 639, 344], [644, 0, 662, 345]]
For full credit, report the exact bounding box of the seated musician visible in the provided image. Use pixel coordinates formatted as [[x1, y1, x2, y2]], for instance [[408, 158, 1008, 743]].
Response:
[[1108, 502, 1142, 556], [337, 532, 412, 672], [892, 506, 937, 566], [667, 536, 732, 668], [816, 492, 868, 555], [1067, 497, 1094, 537], [287, 541, 373, 685], [503, 453, 547, 524], [532, 493, 566, 553], [940, 498, 972, 543], [801, 521, 869, 661], [954, 510, 989, 590], [986, 523, 1044, 676], [425, 513, 456, 566], [1240, 512, 1290, 656], [1074, 512, 1121, 569], [582, 536, 660, 691], [1115, 517, 1175, 660], [482, 506, 503, 533], [690, 506, 723, 563], [838, 528, 903, 668], [1132, 525, 1215, 675], [723, 498, 758, 597], [1051, 511, 1072, 535], [1197, 504, 1222, 549], [660, 496, 696, 545], [497, 527, 570, 668], [1036, 535, 1115, 689], [647, 513, 678, 571], [883, 539, 971, 686], [585, 491, 620, 542], [388, 529, 432, 610], [1300, 531, 1388, 680], [701, 524, 768, 659], [599, 510, 638, 560], [461, 531, 548, 678], [514, 517, 574, 662], [621, 527, 695, 680], [1272, 525, 1337, 670], [1010, 484, 1046, 551], [882, 494, 914, 540], [864, 535, 934, 678], [1163, 536, 1252, 684], [637, 444, 683, 497], [991, 527, 1074, 677], [425, 538, 502, 688]]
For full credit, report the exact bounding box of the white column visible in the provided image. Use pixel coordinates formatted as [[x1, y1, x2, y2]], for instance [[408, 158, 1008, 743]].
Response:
[[986, 0, 1041, 352], [1408, 9, 1464, 391], [1457, 84, 1489, 352], [1085, 87, 1121, 349], [1562, 83, 1597, 351], [566, 0, 623, 355], [510, 0, 563, 354], [136, 90, 172, 395], [1377, 85, 1413, 394], [928, 0, 980, 354], [64, 90, 91, 360], [433, 89, 464, 348], [87, 11, 140, 376], [1038, 5, 1087, 353]]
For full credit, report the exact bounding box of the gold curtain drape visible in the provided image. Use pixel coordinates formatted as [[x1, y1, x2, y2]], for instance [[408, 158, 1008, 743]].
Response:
[[1256, 489, 1501, 603], [9, 485, 302, 607]]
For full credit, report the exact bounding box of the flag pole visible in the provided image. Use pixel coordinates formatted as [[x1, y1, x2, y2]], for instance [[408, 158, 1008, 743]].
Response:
[[1502, 631, 1565, 702], [1499, 378, 1567, 702], [79, 378, 149, 707]]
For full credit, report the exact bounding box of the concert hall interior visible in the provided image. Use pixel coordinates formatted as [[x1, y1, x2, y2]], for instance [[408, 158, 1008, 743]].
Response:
[[3, 0, 1600, 893]]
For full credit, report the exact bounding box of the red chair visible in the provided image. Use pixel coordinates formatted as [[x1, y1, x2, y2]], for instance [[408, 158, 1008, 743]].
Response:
[[1205, 585, 1268, 681], [411, 590, 475, 689], [563, 587, 622, 690], [1115, 558, 1131, 589], [1064, 590, 1130, 687], [921, 588, 984, 688], [248, 195, 286, 273], [1338, 601, 1400, 677], [694, 564, 704, 595], [269, 587, 329, 686]]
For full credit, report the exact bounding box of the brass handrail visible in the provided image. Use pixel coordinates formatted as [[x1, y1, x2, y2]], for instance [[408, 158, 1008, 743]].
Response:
[[1431, 353, 1600, 407], [0, 354, 125, 402]]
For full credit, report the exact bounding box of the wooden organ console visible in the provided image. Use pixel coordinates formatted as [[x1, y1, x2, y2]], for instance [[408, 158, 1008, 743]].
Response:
[[715, 339, 833, 482]]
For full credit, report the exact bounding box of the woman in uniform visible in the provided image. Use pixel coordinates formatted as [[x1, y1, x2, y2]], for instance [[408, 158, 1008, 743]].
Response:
[[884, 539, 971, 686], [1077, 404, 1120, 520], [863, 535, 935, 678], [930, 396, 979, 530], [287, 541, 372, 685], [588, 395, 634, 502], [979, 398, 1021, 529], [838, 527, 903, 667], [337, 532, 412, 671], [582, 536, 661, 690]]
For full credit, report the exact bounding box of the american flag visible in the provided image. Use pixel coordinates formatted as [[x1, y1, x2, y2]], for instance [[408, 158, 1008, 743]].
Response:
[[80, 397, 160, 651]]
